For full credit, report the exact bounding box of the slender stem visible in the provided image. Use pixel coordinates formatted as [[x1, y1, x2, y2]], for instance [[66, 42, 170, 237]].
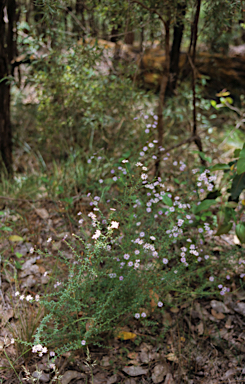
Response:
[[192, 0, 201, 63], [3, 350, 22, 383]]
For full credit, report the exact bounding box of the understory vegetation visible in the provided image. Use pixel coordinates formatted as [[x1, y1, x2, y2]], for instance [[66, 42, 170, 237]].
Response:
[[1, 1, 245, 383]]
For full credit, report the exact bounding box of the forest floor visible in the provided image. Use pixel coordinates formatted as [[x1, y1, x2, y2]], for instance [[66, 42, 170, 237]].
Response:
[[1, 194, 245, 384], [1, 41, 245, 383]]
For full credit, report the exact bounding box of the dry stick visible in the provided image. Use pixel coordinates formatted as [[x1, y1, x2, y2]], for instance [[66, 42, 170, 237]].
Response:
[[148, 134, 199, 174], [187, 53, 206, 166], [160, 134, 199, 156]]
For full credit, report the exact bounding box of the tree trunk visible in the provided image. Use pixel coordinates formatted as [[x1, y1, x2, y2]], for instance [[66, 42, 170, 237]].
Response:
[[155, 18, 170, 178], [190, 0, 206, 166], [124, 30, 134, 45], [0, 0, 15, 176], [168, 1, 186, 94]]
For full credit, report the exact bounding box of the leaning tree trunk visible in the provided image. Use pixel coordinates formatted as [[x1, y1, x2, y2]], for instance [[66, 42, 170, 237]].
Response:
[[0, 0, 16, 177]]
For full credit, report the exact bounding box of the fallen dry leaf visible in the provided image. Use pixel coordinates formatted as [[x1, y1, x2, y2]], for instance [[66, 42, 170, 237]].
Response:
[[1, 308, 13, 325], [122, 366, 148, 376], [163, 372, 175, 384], [124, 379, 137, 384], [128, 352, 138, 360], [225, 316, 233, 329], [150, 290, 159, 311], [107, 374, 118, 384], [211, 309, 225, 320], [100, 355, 111, 367], [170, 307, 179, 314], [166, 352, 178, 362], [35, 208, 49, 219], [139, 342, 154, 363], [232, 301, 245, 317], [196, 321, 204, 335], [38, 265, 46, 274], [61, 370, 85, 384], [91, 372, 108, 384], [210, 300, 230, 313], [152, 363, 169, 384], [33, 371, 50, 382]]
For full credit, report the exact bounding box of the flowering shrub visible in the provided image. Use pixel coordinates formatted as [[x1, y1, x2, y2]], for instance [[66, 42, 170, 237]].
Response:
[[12, 102, 245, 359], [14, 153, 242, 359]]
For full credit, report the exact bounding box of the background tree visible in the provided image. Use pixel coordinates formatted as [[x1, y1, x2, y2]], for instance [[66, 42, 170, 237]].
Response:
[[0, 0, 16, 176]]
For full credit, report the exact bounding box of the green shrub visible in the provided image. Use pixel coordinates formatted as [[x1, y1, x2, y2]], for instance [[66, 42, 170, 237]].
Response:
[[33, 42, 145, 160], [16, 158, 243, 358]]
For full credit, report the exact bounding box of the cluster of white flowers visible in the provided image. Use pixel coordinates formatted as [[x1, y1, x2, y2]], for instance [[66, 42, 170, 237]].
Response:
[[204, 222, 213, 235], [15, 292, 40, 302], [135, 312, 146, 319], [32, 344, 48, 356], [107, 221, 119, 230], [88, 212, 97, 227], [134, 259, 140, 268], [133, 237, 158, 258], [109, 273, 117, 278], [92, 229, 101, 240]]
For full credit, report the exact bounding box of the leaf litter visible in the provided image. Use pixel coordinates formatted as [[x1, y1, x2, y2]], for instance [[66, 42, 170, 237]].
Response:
[[1, 201, 245, 383]]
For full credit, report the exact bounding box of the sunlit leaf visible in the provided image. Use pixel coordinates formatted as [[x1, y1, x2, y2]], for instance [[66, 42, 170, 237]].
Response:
[[116, 330, 137, 340], [216, 90, 230, 97], [8, 235, 24, 242]]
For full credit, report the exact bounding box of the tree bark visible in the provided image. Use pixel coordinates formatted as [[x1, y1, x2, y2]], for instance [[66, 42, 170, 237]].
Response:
[[0, 0, 15, 176], [155, 18, 170, 178], [168, 1, 186, 94], [189, 0, 206, 166]]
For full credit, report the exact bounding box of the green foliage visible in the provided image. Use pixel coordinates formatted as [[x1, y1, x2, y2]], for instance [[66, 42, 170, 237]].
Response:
[[194, 141, 245, 241], [237, 145, 245, 175], [7, 0, 245, 364], [193, 199, 217, 214], [32, 41, 144, 160], [201, 0, 240, 53], [16, 162, 240, 358]]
